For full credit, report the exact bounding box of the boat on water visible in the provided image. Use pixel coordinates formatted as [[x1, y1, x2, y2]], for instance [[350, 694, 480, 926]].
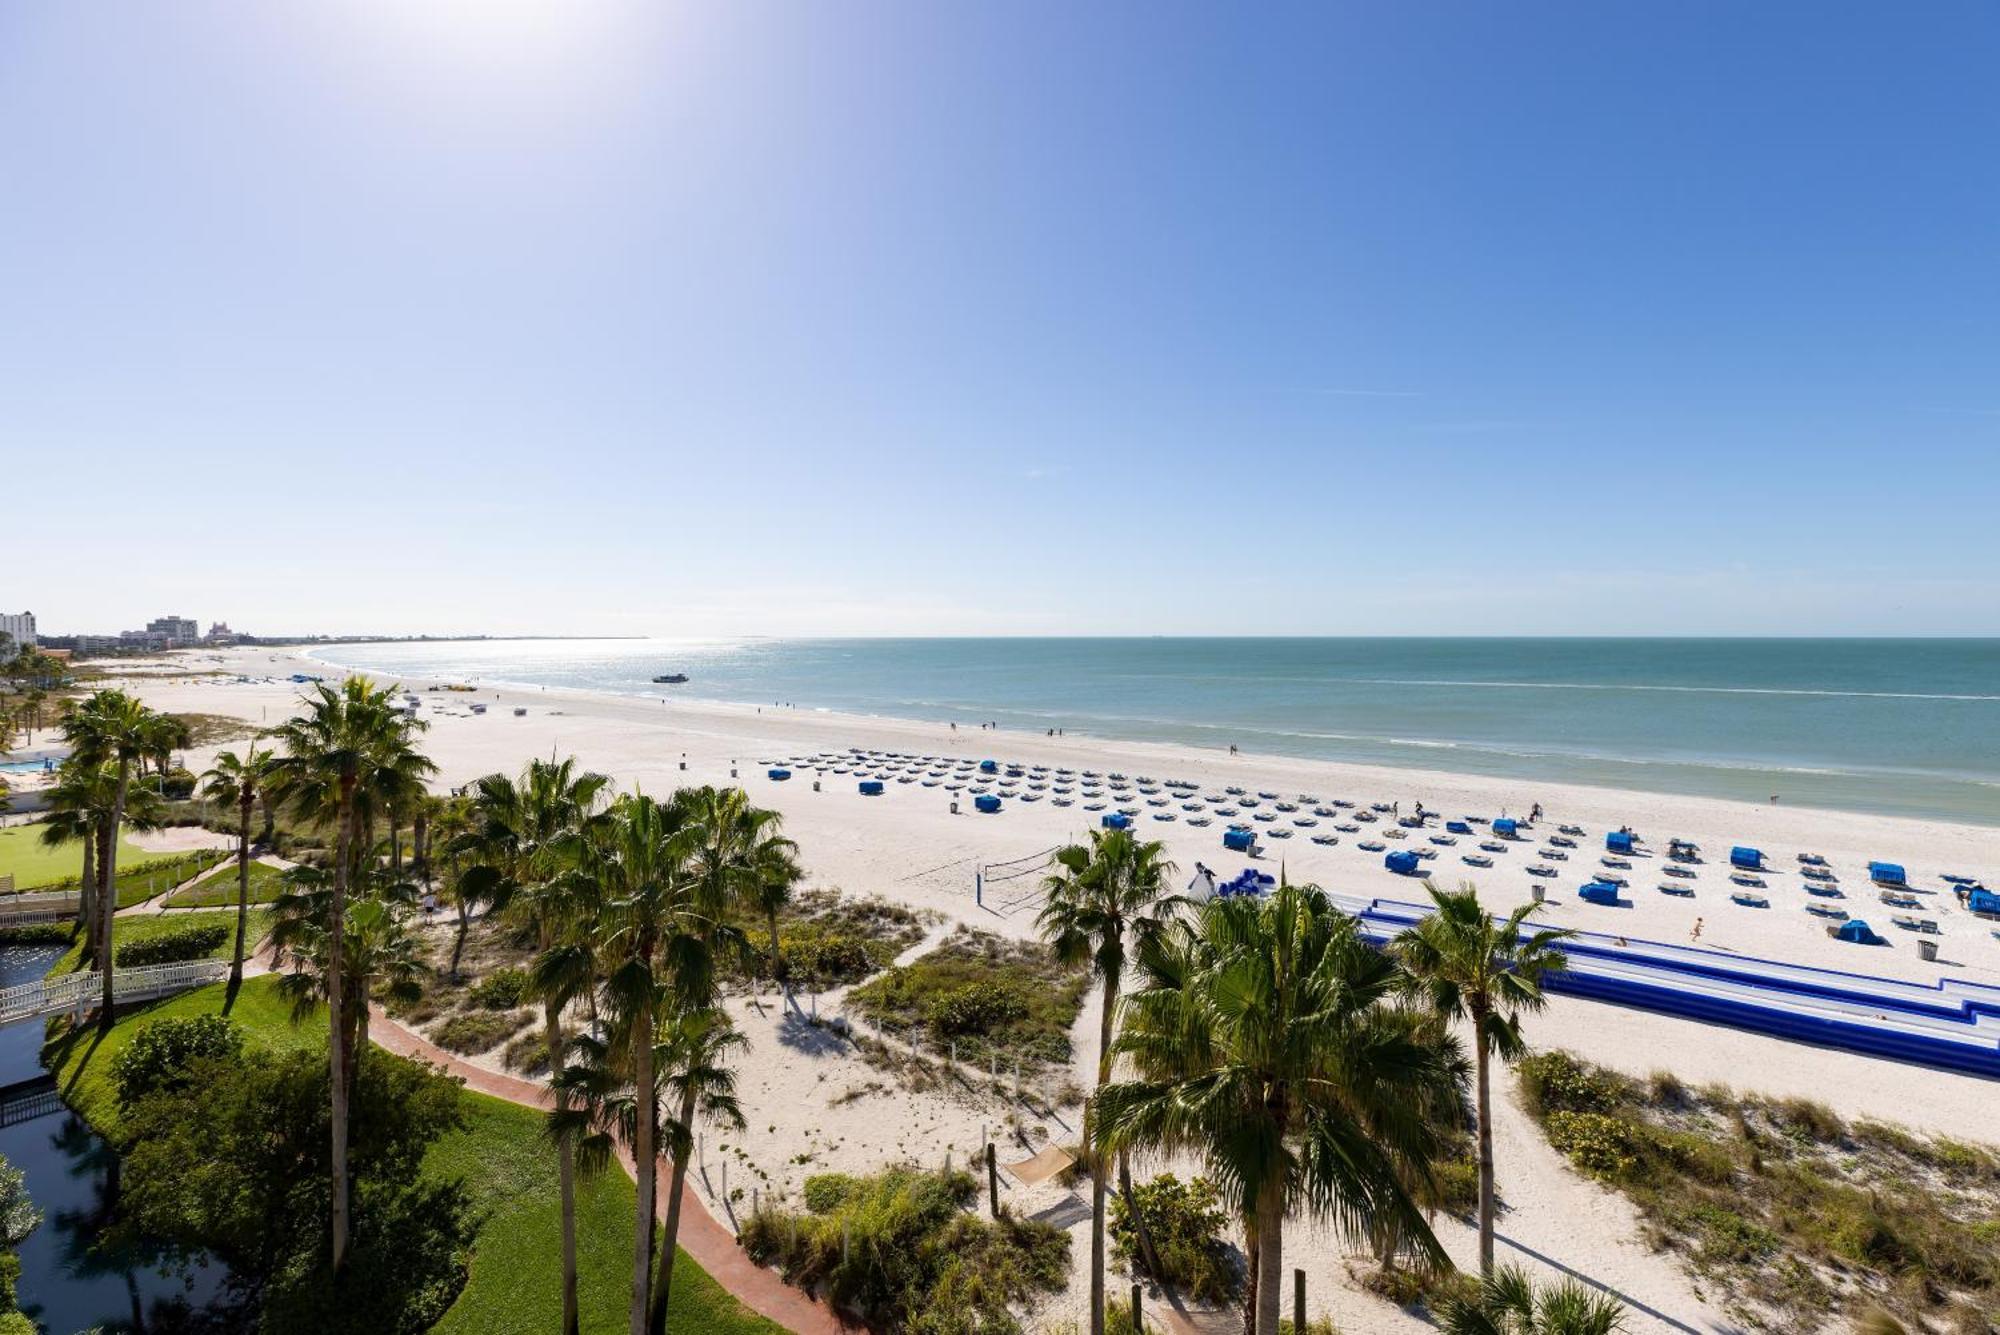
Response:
[[652, 673, 690, 684]]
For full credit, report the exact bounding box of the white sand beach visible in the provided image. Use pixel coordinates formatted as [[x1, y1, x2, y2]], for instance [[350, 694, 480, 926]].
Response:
[[110, 647, 2000, 1334]]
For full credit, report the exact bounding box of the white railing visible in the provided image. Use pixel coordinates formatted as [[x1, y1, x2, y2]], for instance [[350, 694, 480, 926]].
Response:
[[0, 891, 82, 928], [0, 959, 228, 1027]]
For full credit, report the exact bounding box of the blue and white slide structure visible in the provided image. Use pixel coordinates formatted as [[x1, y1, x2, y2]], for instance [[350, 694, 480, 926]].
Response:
[[1330, 894, 2000, 1080]]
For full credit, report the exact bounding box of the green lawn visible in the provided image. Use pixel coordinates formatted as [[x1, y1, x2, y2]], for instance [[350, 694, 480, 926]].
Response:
[[44, 976, 780, 1335], [0, 823, 194, 892], [162, 857, 288, 908], [49, 907, 274, 976]]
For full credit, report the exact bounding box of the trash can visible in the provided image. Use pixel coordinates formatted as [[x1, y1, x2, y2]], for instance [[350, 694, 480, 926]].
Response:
[[1918, 939, 1939, 963], [1531, 885, 1545, 904]]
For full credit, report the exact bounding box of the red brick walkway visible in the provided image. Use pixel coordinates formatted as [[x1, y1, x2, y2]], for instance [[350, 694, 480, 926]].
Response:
[[371, 1009, 845, 1335]]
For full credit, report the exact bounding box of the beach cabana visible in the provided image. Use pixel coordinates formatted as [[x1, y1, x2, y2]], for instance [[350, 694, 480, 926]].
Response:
[[1102, 811, 1132, 830], [1579, 880, 1621, 906], [1384, 849, 1421, 876], [1729, 846, 1764, 870], [858, 780, 884, 796], [1492, 818, 1519, 837], [979, 759, 998, 774], [1965, 888, 2000, 918], [1222, 826, 1257, 853], [1606, 831, 1637, 854], [1834, 918, 1884, 945], [1868, 861, 1907, 886], [974, 793, 1002, 814], [768, 768, 791, 781], [1446, 820, 1473, 835]]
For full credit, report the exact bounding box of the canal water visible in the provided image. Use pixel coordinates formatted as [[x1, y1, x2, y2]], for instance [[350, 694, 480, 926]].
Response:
[[0, 944, 236, 1333]]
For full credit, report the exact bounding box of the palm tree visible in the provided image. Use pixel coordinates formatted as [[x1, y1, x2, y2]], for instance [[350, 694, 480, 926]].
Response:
[[274, 870, 424, 1063], [40, 760, 110, 957], [200, 744, 272, 1006], [141, 713, 191, 785], [648, 1002, 748, 1333], [1437, 1264, 1626, 1335], [582, 792, 703, 1335], [467, 757, 611, 1335], [1097, 878, 1466, 1335], [1037, 828, 1176, 1335], [265, 675, 434, 1274], [1393, 882, 1570, 1275], [61, 690, 166, 1030]]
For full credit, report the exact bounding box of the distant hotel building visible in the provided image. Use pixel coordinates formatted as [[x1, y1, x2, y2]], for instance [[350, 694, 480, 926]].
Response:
[[146, 615, 200, 643], [0, 611, 34, 658]]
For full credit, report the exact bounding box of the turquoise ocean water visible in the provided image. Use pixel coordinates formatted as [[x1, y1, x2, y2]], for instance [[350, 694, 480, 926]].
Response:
[[306, 639, 2000, 825]]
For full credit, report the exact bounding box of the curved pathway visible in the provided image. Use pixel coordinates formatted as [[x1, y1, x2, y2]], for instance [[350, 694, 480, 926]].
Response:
[[369, 1008, 845, 1335]]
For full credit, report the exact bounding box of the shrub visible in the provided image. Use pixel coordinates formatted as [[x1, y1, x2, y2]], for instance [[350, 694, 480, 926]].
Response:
[[1545, 1110, 1647, 1183], [1109, 1173, 1240, 1303], [111, 1015, 243, 1109], [469, 968, 528, 1011], [501, 1032, 548, 1076], [801, 1173, 860, 1213], [740, 1166, 1068, 1331], [0, 923, 76, 947], [431, 1010, 529, 1055], [1432, 1157, 1481, 1211], [783, 932, 879, 988], [924, 981, 1029, 1036], [158, 768, 199, 800], [1515, 1050, 1628, 1117], [116, 923, 229, 967]]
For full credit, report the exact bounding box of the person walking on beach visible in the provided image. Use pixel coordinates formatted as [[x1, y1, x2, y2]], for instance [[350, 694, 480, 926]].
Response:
[[1690, 917, 1704, 944]]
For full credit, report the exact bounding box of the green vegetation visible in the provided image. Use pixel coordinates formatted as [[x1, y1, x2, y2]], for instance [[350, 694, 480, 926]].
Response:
[[0, 922, 76, 947], [167, 711, 261, 748], [49, 975, 781, 1335], [432, 1009, 531, 1055], [51, 907, 272, 975], [1436, 1265, 1628, 1335], [468, 966, 529, 1010], [1517, 1050, 2000, 1331], [0, 823, 196, 892], [741, 1165, 1069, 1331], [1109, 1173, 1240, 1303], [115, 921, 230, 966], [428, 1093, 780, 1335], [847, 925, 1089, 1067], [0, 1155, 40, 1335], [162, 856, 289, 908], [730, 888, 928, 989], [110, 1013, 244, 1105]]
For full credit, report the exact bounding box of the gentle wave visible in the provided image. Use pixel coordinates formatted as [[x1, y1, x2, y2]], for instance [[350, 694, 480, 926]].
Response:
[[1346, 678, 2000, 703]]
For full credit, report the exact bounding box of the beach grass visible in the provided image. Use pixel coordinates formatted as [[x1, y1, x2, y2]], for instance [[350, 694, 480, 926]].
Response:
[[1517, 1049, 2000, 1331], [846, 925, 1088, 1068]]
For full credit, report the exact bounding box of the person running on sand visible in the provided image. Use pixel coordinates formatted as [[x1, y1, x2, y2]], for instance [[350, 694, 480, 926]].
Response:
[[1690, 917, 1704, 943]]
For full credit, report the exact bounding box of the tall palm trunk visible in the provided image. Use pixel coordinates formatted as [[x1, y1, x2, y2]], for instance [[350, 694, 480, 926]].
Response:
[[545, 1001, 580, 1335], [629, 998, 657, 1335], [76, 834, 96, 964], [647, 1083, 700, 1335], [226, 790, 253, 1007], [1474, 1007, 1496, 1275], [329, 777, 355, 1274], [98, 760, 131, 1033], [1253, 1180, 1285, 1335], [1088, 969, 1119, 1335]]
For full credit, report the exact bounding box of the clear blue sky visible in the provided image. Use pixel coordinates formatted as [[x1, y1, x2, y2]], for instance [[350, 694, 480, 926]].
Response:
[[4, 2, 1996, 637]]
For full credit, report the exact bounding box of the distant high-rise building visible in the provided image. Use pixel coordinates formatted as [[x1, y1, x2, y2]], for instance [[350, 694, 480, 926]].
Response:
[[0, 611, 34, 658], [145, 615, 200, 644]]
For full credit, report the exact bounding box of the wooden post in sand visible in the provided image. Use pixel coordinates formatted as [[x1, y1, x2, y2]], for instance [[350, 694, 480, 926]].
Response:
[[986, 1142, 999, 1217], [1294, 1268, 1305, 1333], [1131, 1284, 1142, 1331]]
